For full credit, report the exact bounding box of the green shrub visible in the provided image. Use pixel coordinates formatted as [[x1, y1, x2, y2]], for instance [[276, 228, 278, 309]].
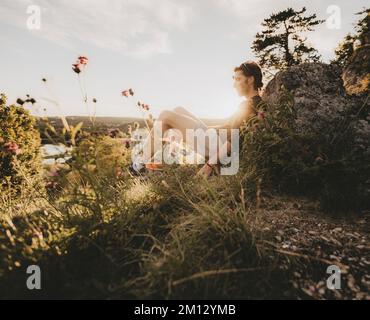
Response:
[[240, 90, 370, 213], [0, 94, 42, 192]]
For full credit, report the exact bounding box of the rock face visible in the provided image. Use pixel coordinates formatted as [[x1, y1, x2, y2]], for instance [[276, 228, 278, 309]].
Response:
[[262, 63, 367, 135], [342, 29, 370, 96]]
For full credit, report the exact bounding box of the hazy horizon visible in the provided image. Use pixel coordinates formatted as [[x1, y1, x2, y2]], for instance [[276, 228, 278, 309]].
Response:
[[1, 0, 368, 119]]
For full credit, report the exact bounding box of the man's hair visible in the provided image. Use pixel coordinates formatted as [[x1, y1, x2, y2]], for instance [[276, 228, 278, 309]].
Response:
[[234, 61, 264, 90]]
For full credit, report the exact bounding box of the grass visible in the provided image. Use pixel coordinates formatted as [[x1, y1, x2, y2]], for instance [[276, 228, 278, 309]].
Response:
[[1, 163, 368, 300], [0, 89, 369, 300]]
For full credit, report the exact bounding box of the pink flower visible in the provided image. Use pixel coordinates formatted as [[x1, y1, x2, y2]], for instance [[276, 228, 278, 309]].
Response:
[[141, 104, 150, 111], [258, 111, 265, 120], [122, 88, 134, 98], [122, 90, 130, 98], [72, 55, 88, 74], [78, 56, 89, 65], [123, 139, 131, 149], [3, 142, 22, 155]]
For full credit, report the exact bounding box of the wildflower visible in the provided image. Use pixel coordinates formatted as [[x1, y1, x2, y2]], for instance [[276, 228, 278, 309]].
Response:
[[123, 138, 131, 149], [3, 142, 22, 155], [258, 111, 265, 120], [72, 63, 82, 74], [78, 56, 89, 65], [48, 167, 60, 177], [142, 104, 150, 111], [16, 98, 25, 106], [122, 90, 130, 97], [26, 98, 36, 104], [108, 128, 120, 138]]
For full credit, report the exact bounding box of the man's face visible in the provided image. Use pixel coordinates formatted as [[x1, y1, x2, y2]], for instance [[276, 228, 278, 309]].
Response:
[[233, 70, 253, 97]]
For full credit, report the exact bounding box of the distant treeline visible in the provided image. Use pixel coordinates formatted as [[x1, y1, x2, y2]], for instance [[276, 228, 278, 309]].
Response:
[[36, 116, 225, 144], [36, 116, 144, 144]]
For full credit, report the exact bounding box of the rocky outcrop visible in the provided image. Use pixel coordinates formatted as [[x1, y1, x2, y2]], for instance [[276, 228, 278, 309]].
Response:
[[342, 29, 370, 96], [262, 61, 370, 166], [262, 63, 368, 135]]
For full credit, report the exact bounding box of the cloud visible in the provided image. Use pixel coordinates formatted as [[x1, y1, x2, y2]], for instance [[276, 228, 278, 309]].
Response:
[[215, 0, 272, 18], [0, 0, 195, 58]]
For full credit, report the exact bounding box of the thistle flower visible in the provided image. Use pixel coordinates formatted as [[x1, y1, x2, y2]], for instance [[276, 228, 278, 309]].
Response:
[[122, 88, 134, 98], [78, 56, 89, 65], [72, 63, 82, 74], [123, 138, 131, 149], [122, 90, 130, 98], [26, 98, 36, 104], [16, 98, 25, 106]]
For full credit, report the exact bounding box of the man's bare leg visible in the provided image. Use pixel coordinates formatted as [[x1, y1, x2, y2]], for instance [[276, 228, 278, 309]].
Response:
[[141, 110, 209, 164]]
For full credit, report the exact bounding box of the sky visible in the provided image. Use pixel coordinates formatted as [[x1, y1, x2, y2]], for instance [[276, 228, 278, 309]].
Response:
[[0, 0, 368, 119]]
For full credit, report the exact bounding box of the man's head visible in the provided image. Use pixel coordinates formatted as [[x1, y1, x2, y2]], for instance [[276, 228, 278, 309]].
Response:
[[233, 61, 263, 97]]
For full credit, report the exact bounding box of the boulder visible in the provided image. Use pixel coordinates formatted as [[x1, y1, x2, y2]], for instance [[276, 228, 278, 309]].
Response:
[[262, 63, 367, 135], [342, 29, 370, 96]]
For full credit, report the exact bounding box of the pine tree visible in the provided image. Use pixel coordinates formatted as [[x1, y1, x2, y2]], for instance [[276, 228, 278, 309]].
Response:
[[332, 8, 369, 67], [252, 7, 324, 74]]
